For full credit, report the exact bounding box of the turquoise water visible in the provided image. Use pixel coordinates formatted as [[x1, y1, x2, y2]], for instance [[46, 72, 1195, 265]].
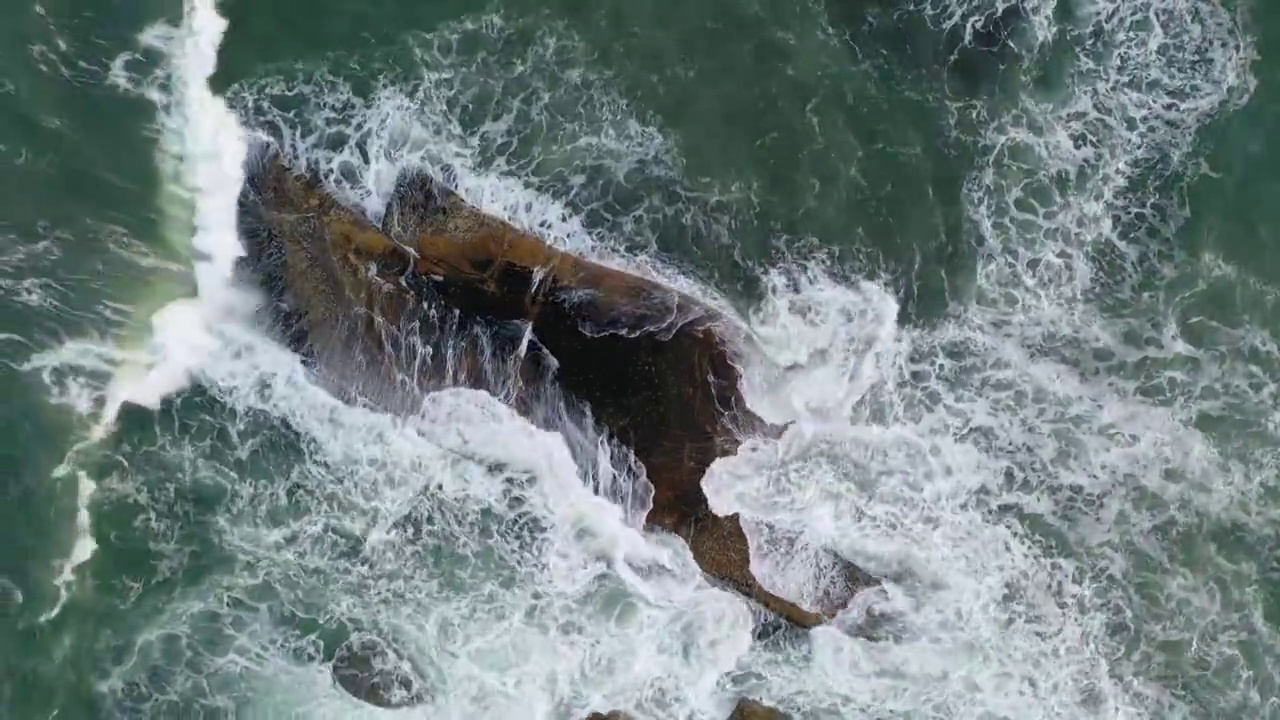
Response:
[[1, 0, 1277, 717]]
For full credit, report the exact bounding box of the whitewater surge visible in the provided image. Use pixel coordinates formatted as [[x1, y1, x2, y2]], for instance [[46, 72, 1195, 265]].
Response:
[[19, 0, 252, 627], [21, 0, 1268, 717], [95, 0, 253, 426]]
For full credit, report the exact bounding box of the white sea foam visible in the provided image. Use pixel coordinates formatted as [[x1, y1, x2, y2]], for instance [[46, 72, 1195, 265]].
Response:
[[97, 0, 254, 430], [45, 0, 1270, 718], [38, 467, 97, 622], [21, 0, 256, 624]]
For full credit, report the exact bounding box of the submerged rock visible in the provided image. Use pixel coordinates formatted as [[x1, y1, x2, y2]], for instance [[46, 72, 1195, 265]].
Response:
[[235, 146, 879, 706], [330, 634, 429, 709]]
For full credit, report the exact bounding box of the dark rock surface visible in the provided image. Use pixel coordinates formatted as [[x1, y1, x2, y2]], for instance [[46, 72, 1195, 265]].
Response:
[[235, 145, 879, 707], [729, 698, 790, 720], [330, 634, 429, 709]]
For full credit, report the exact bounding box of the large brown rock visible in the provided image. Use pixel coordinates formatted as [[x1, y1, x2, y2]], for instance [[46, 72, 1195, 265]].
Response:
[[375, 168, 767, 542], [376, 165, 878, 629], [236, 147, 553, 419], [235, 147, 877, 693]]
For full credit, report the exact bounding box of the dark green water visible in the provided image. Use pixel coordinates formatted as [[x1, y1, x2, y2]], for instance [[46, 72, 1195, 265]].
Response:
[[1, 0, 1277, 717]]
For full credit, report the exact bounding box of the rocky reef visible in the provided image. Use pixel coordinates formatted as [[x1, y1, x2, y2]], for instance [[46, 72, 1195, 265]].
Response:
[[234, 143, 876, 711]]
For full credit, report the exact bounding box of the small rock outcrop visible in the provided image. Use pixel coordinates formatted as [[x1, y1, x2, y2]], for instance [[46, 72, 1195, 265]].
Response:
[[330, 634, 428, 709], [235, 144, 879, 709]]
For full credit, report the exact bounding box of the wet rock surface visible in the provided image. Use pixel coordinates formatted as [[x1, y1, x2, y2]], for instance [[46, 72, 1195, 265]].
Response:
[[330, 634, 429, 709], [373, 168, 867, 629], [728, 698, 790, 720], [235, 144, 879, 707]]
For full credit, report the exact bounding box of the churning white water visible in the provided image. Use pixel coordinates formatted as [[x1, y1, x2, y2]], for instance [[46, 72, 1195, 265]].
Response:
[[30, 0, 1267, 717], [98, 0, 253, 422]]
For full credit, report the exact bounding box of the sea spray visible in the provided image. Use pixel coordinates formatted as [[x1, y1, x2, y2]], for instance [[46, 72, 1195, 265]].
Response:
[[100, 0, 253, 428], [31, 0, 252, 624]]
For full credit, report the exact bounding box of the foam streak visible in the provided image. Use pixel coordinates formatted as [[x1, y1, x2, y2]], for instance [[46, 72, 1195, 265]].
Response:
[[101, 0, 249, 426]]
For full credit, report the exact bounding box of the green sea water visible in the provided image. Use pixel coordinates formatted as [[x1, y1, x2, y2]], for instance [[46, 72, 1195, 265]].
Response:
[[1, 0, 1277, 717]]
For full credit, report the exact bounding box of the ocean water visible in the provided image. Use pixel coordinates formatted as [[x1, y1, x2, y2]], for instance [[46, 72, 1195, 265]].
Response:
[[0, 0, 1276, 718]]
